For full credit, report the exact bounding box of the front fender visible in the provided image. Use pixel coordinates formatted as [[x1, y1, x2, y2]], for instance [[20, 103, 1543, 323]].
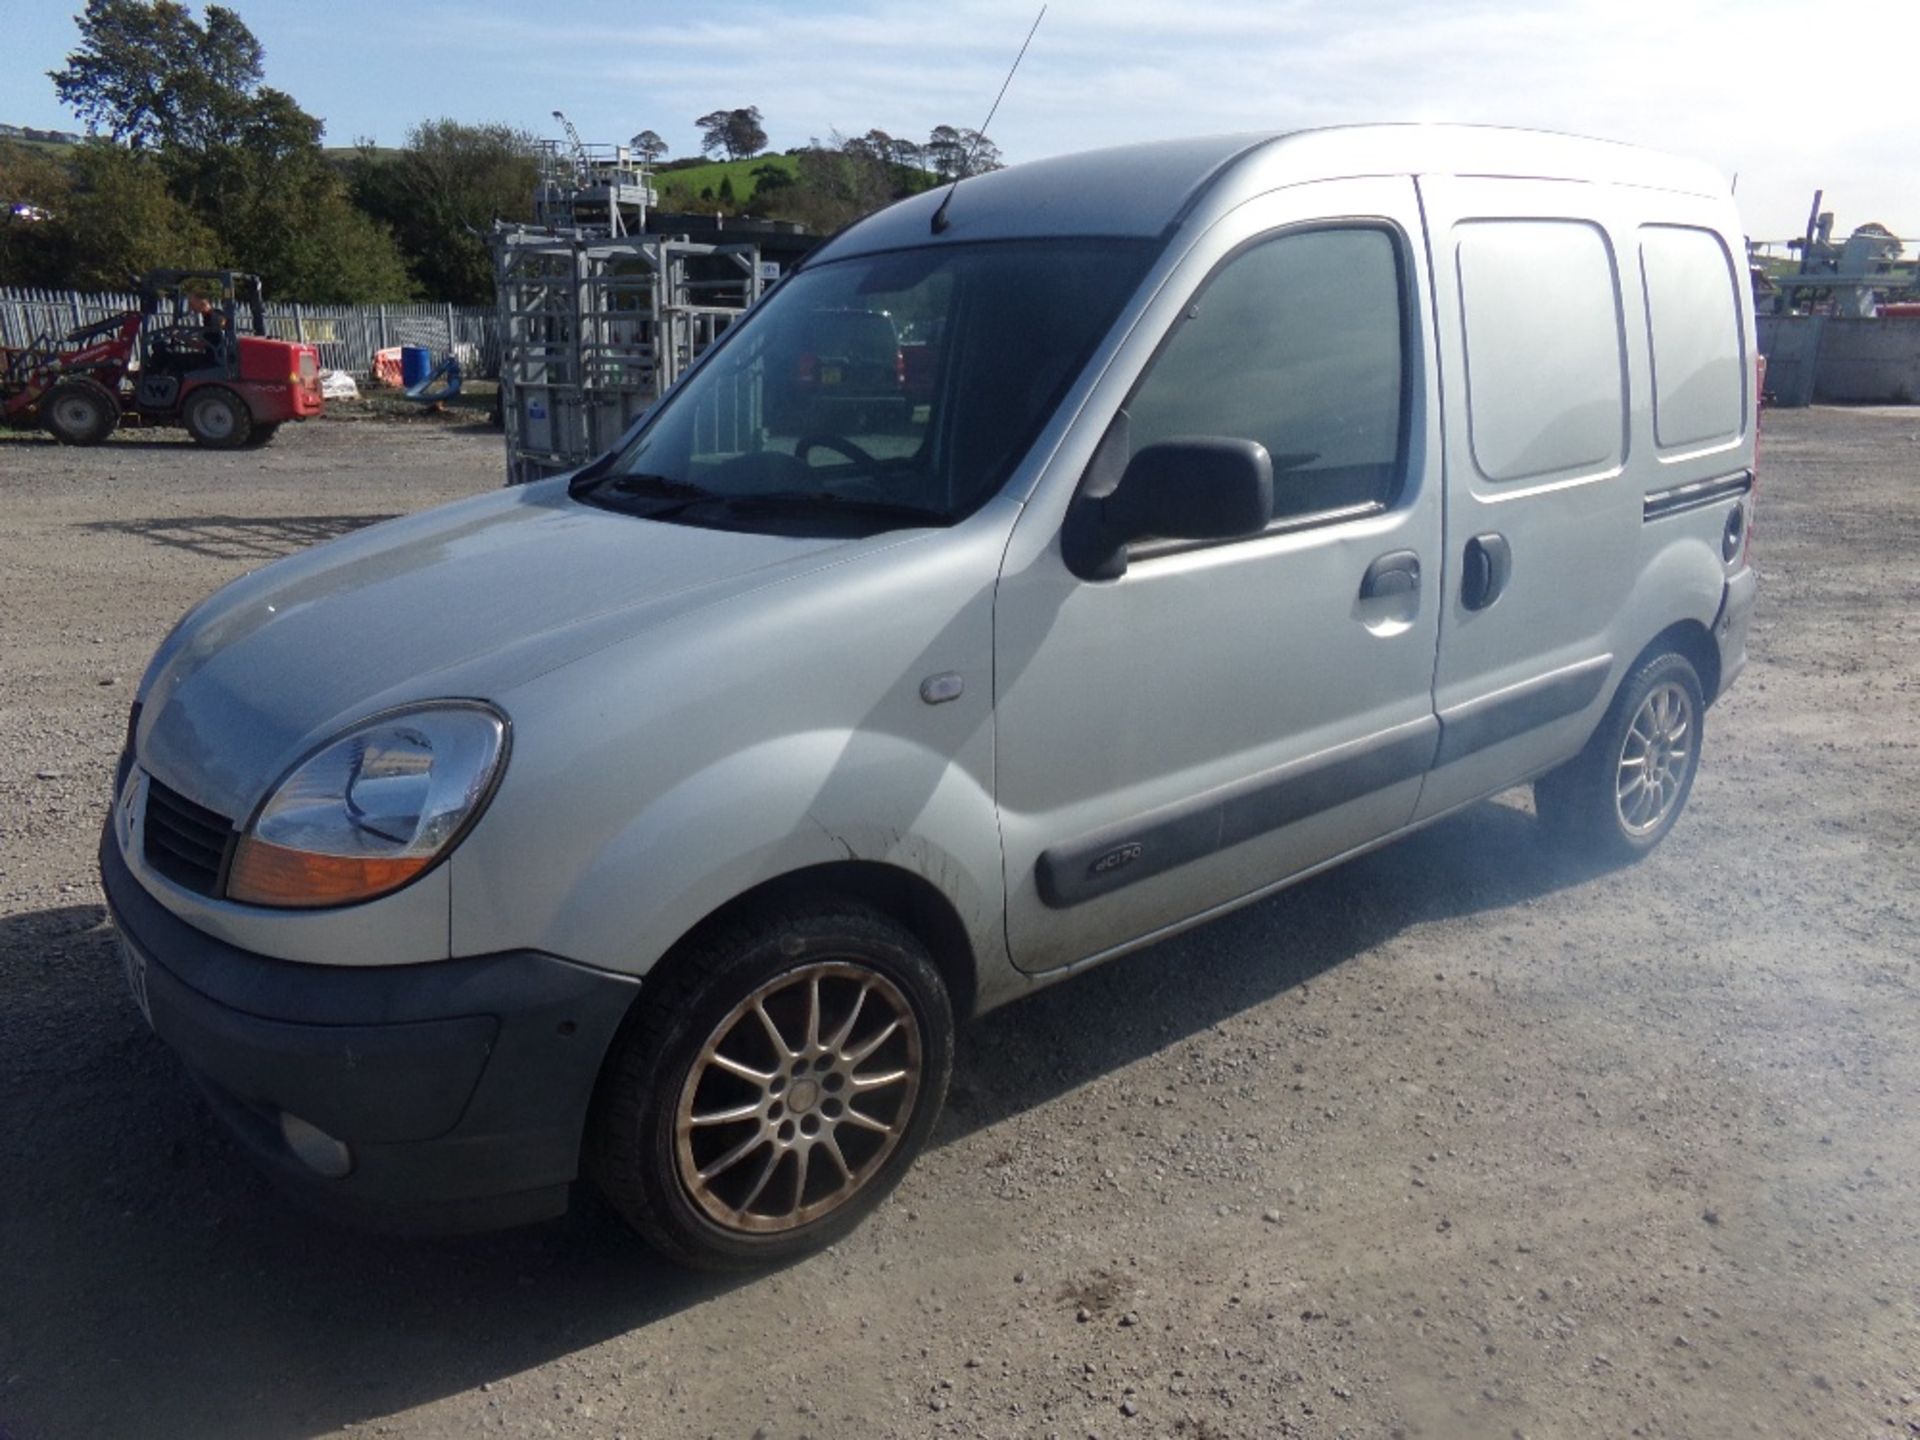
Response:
[[447, 502, 1016, 995], [507, 728, 1007, 980]]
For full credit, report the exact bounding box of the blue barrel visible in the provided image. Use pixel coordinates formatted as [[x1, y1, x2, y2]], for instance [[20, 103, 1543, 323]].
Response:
[[400, 344, 432, 389]]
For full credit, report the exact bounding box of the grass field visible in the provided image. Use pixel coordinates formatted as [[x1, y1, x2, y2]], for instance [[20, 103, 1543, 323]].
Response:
[[652, 153, 941, 209], [651, 154, 800, 207]]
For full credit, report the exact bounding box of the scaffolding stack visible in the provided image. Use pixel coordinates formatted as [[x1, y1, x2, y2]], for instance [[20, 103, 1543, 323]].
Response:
[[532, 139, 658, 237], [491, 226, 763, 485]]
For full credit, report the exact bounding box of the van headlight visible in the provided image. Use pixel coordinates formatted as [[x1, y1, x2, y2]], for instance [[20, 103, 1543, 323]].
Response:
[[227, 704, 507, 908]]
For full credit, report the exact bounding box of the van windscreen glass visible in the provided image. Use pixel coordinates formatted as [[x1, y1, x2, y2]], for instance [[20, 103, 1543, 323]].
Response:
[[578, 239, 1156, 535]]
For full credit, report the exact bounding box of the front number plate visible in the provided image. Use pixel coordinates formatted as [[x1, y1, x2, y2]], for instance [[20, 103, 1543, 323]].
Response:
[[121, 937, 153, 1030]]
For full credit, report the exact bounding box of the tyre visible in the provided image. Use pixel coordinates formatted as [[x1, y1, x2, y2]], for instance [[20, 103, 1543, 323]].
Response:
[[1535, 650, 1705, 864], [239, 421, 281, 449], [183, 386, 253, 449], [41, 377, 119, 446], [590, 901, 954, 1270]]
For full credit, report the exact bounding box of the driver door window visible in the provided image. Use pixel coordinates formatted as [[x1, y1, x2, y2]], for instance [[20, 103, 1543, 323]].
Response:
[[1125, 226, 1409, 527]]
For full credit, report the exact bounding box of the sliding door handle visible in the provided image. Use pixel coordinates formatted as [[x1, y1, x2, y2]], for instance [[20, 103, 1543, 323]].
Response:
[[1462, 532, 1511, 611]]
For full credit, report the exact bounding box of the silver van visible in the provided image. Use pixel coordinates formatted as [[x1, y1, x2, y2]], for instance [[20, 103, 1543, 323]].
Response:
[[102, 126, 1757, 1267]]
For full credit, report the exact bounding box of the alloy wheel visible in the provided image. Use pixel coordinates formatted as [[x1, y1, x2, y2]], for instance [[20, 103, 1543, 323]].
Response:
[[674, 960, 923, 1234], [1615, 679, 1695, 835]]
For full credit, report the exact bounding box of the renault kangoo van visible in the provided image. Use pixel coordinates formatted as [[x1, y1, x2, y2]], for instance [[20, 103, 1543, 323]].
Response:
[[102, 126, 1757, 1266]]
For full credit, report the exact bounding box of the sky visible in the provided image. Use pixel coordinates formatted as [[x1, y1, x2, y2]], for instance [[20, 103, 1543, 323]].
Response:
[[3, 0, 1914, 248]]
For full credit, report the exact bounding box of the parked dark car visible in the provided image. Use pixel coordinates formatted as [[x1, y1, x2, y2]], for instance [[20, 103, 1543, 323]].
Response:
[[764, 307, 907, 434]]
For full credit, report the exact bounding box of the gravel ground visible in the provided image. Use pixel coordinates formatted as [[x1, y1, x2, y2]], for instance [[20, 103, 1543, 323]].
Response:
[[0, 408, 1915, 1440]]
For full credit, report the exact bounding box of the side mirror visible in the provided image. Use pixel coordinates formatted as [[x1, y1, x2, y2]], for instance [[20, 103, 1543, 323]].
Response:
[[1063, 437, 1274, 580]]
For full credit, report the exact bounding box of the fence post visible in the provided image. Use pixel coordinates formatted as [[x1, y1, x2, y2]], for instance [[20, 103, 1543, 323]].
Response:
[[445, 302, 456, 359], [377, 304, 389, 350], [71, 293, 84, 331], [293, 303, 305, 343]]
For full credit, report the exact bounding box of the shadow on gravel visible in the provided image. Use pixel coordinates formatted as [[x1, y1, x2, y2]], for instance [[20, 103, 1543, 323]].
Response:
[[0, 905, 740, 1440], [942, 794, 1599, 1138], [82, 513, 400, 562], [0, 799, 1598, 1440]]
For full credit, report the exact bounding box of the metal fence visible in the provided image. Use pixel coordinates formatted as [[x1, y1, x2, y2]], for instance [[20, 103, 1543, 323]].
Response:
[[0, 287, 500, 378]]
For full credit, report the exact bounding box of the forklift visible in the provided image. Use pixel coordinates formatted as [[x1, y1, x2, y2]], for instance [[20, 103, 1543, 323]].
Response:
[[1, 270, 323, 448]]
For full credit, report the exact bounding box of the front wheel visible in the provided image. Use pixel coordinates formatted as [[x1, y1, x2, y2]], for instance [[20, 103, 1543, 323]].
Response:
[[590, 902, 954, 1270], [183, 386, 253, 449], [42, 377, 119, 446], [1535, 650, 1705, 863]]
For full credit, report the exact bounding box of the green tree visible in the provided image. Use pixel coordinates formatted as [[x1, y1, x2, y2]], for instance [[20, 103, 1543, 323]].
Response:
[[759, 138, 895, 233], [352, 119, 538, 303], [753, 133, 941, 232], [957, 129, 1003, 174], [924, 125, 1000, 180], [7, 141, 220, 291], [629, 129, 668, 165], [749, 161, 794, 198], [47, 1, 413, 301], [696, 107, 768, 162], [232, 182, 413, 303], [0, 142, 78, 285], [925, 125, 965, 180], [51, 0, 264, 152]]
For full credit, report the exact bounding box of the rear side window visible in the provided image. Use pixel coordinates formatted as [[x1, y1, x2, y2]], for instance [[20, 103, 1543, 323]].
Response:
[[1456, 220, 1625, 484], [1639, 225, 1744, 450], [1125, 226, 1408, 524]]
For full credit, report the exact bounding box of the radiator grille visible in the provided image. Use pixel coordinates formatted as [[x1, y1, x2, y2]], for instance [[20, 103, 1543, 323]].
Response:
[[143, 775, 235, 897]]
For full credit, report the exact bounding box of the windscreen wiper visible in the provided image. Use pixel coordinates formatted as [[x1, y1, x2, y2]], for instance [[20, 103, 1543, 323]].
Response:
[[597, 472, 713, 499], [578, 472, 722, 516], [722, 491, 953, 526], [582, 475, 951, 529]]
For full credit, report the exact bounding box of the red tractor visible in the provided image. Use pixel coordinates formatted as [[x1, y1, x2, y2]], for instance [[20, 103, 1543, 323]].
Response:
[[0, 269, 323, 448]]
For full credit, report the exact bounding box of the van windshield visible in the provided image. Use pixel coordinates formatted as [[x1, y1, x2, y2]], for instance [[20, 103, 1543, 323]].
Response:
[[575, 239, 1156, 535]]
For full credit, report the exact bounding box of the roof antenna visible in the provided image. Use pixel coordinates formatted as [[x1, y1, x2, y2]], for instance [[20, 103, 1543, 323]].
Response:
[[931, 4, 1046, 235]]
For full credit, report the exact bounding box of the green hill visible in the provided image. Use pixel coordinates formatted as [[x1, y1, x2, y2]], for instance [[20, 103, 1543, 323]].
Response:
[[652, 153, 941, 212], [651, 155, 799, 208], [0, 133, 79, 153]]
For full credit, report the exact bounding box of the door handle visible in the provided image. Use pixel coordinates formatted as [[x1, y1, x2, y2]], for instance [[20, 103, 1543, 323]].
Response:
[[1461, 532, 1511, 611], [1359, 549, 1421, 599]]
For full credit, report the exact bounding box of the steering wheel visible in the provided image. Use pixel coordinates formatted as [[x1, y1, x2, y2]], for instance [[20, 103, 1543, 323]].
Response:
[[795, 434, 876, 469], [149, 324, 218, 355]]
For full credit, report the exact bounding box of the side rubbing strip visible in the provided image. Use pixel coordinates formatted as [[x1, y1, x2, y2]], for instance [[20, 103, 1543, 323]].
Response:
[[1644, 470, 1751, 522], [1433, 654, 1612, 768], [1035, 718, 1437, 909]]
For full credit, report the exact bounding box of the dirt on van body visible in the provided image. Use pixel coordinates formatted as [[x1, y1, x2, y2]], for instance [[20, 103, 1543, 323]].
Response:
[[0, 408, 1915, 1440]]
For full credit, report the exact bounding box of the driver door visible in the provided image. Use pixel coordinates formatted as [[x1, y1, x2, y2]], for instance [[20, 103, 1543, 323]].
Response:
[[994, 178, 1445, 974]]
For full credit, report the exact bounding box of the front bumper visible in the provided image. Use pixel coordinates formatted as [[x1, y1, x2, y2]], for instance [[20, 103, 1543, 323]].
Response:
[[100, 827, 640, 1233]]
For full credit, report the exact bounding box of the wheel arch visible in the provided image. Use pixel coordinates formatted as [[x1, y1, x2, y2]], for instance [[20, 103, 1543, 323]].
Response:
[[1630, 617, 1721, 707], [640, 859, 979, 1024], [580, 858, 979, 1147]]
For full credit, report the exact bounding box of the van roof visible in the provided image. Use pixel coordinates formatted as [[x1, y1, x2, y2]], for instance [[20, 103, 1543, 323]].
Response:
[[810, 124, 1732, 263]]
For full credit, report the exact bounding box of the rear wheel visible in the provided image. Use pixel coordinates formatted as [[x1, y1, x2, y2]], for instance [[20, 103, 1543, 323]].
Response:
[[1535, 650, 1705, 863], [590, 901, 954, 1270], [42, 377, 119, 446], [183, 386, 253, 449]]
